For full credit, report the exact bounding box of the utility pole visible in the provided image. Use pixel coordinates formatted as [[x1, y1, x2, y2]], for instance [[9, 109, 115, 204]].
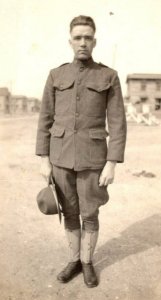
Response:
[[8, 80, 13, 115], [108, 11, 117, 68]]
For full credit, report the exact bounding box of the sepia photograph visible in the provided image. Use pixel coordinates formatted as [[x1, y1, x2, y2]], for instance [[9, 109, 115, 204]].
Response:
[[0, 0, 161, 299]]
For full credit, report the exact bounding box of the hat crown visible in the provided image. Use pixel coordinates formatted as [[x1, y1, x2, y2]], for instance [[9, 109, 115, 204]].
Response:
[[36, 183, 62, 222]]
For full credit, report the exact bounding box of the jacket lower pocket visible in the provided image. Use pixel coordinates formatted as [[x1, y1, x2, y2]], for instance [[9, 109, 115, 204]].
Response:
[[49, 125, 65, 161], [89, 129, 108, 162]]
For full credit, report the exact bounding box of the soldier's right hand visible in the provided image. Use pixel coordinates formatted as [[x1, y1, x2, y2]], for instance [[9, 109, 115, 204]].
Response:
[[40, 156, 52, 184]]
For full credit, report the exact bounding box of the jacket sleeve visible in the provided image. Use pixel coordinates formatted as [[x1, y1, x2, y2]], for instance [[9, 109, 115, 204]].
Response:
[[106, 72, 127, 163], [35, 70, 55, 156]]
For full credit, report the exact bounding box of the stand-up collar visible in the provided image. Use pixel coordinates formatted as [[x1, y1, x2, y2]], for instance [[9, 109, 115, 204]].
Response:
[[73, 57, 94, 68]]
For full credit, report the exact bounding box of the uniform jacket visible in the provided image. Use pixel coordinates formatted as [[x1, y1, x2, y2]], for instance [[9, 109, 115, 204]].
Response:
[[36, 57, 127, 171]]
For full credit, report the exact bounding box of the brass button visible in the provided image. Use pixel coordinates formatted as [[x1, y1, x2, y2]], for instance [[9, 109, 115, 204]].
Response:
[[75, 113, 79, 117], [76, 96, 80, 101]]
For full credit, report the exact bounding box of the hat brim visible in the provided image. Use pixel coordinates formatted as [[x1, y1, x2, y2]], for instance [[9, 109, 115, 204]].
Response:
[[50, 183, 62, 223]]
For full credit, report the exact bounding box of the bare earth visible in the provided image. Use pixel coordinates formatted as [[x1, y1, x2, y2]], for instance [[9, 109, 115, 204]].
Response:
[[0, 115, 161, 300]]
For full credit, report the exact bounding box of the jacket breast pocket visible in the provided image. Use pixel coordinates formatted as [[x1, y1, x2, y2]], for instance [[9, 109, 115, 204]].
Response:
[[49, 126, 65, 161], [54, 80, 75, 114], [89, 129, 108, 162], [85, 82, 111, 116]]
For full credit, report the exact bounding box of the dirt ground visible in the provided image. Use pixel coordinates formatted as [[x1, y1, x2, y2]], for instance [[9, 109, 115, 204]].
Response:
[[0, 115, 161, 300]]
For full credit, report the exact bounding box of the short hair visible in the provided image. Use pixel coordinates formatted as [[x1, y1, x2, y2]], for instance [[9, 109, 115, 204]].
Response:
[[70, 15, 96, 33]]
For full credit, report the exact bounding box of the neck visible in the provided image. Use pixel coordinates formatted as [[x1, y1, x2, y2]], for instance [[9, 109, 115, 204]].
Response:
[[73, 56, 93, 66]]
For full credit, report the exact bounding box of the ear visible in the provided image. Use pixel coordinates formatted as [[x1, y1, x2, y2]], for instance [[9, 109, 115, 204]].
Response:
[[93, 38, 96, 48], [69, 38, 72, 47]]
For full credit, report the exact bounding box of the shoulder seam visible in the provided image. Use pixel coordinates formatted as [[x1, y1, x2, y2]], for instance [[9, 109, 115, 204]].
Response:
[[50, 63, 70, 75], [99, 62, 109, 68], [58, 63, 70, 67]]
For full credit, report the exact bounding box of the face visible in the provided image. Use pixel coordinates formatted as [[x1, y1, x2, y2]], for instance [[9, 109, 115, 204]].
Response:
[[69, 25, 96, 60]]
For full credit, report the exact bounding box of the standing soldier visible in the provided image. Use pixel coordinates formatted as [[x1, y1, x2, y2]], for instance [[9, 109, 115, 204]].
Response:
[[36, 15, 126, 288]]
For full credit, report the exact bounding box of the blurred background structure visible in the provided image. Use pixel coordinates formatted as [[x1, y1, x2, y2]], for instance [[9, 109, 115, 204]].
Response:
[[0, 87, 40, 115], [0, 0, 161, 101]]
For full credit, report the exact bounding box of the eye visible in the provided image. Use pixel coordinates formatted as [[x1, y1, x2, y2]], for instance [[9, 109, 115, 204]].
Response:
[[73, 36, 81, 40], [85, 36, 93, 41]]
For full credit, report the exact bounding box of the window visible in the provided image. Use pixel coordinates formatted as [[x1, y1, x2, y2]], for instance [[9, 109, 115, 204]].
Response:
[[155, 98, 161, 110], [156, 81, 161, 91], [140, 97, 147, 102], [141, 81, 146, 91]]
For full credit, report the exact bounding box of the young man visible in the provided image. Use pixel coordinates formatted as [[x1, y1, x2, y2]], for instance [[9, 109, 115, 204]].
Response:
[[36, 15, 126, 288]]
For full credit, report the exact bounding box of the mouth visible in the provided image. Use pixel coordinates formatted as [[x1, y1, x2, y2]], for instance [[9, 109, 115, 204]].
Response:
[[78, 50, 88, 53]]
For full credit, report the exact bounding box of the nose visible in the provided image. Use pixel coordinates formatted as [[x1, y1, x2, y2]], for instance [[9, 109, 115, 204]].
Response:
[[80, 37, 86, 47]]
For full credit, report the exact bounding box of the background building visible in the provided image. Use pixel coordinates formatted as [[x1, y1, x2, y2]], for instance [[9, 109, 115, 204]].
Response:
[[0, 88, 11, 114], [0, 87, 40, 115], [10, 95, 28, 114], [27, 98, 40, 113], [126, 74, 161, 111]]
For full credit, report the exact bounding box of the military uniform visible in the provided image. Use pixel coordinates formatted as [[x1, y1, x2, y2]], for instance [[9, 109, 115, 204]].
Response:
[[36, 57, 126, 230], [36, 57, 126, 282], [36, 57, 126, 168]]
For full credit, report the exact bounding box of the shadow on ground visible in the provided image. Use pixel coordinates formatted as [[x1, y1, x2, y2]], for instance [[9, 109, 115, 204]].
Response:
[[94, 214, 161, 276]]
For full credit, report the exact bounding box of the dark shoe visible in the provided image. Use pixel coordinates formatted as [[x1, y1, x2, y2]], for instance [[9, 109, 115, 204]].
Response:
[[82, 262, 98, 288], [57, 260, 82, 283]]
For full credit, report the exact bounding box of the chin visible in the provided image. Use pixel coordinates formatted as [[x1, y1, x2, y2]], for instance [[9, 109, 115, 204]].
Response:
[[77, 54, 90, 60]]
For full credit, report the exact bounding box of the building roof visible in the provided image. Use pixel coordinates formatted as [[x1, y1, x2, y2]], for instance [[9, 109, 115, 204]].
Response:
[[0, 87, 10, 96], [126, 73, 161, 82], [11, 95, 27, 100], [28, 97, 39, 102]]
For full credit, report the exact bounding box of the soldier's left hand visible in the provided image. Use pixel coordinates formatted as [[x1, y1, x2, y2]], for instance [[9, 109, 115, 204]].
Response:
[[99, 161, 117, 186]]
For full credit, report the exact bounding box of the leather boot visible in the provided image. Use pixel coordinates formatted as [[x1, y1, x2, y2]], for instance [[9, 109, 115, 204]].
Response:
[[82, 262, 98, 287], [57, 260, 82, 283], [81, 230, 99, 287], [57, 229, 82, 283]]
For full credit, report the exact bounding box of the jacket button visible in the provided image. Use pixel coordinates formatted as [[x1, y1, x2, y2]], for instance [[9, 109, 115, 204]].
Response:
[[74, 129, 77, 133], [76, 96, 80, 101], [80, 67, 84, 71], [75, 113, 79, 117]]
